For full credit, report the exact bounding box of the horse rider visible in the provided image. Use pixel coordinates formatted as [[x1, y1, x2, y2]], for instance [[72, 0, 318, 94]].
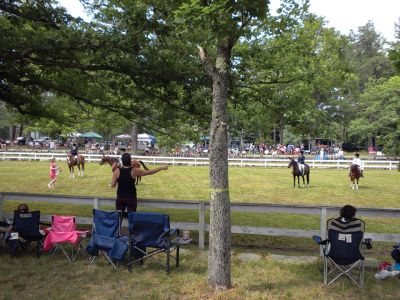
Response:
[[350, 153, 364, 177], [297, 150, 305, 175], [70, 143, 79, 164]]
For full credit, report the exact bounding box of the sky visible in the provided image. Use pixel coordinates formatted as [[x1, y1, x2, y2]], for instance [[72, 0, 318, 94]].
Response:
[[58, 0, 400, 42]]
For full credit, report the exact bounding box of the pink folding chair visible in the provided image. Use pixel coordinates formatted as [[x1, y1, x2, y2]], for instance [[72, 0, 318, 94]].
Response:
[[44, 215, 89, 262]]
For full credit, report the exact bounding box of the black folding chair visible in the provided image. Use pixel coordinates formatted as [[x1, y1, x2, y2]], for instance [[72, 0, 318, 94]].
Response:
[[313, 218, 371, 288], [11, 210, 46, 257], [127, 212, 191, 274]]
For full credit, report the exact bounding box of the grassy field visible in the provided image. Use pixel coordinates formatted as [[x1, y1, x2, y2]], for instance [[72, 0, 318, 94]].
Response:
[[1, 160, 400, 299], [0, 245, 399, 300], [1, 160, 400, 235], [1, 160, 399, 207]]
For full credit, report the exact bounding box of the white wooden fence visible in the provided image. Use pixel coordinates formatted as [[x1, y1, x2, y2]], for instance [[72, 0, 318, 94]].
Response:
[[1, 192, 400, 250], [0, 152, 398, 170]]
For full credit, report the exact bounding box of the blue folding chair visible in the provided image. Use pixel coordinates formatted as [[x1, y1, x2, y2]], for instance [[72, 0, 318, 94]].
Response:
[[313, 218, 370, 288], [86, 209, 128, 268], [12, 210, 46, 257], [127, 212, 189, 274]]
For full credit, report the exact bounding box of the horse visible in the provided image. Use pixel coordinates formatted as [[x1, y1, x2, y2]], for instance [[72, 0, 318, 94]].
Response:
[[349, 164, 361, 190], [288, 158, 310, 188], [67, 154, 85, 178], [99, 155, 148, 185]]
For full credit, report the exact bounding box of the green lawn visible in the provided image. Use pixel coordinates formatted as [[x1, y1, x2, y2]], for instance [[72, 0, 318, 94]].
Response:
[[0, 245, 399, 300], [1, 160, 400, 248], [1, 160, 399, 207], [1, 160, 400, 236]]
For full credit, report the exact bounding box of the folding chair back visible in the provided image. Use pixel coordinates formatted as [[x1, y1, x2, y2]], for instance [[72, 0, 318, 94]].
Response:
[[128, 212, 170, 248], [323, 218, 366, 287], [52, 215, 76, 232], [93, 209, 121, 238], [327, 218, 364, 265], [14, 210, 43, 241], [12, 210, 45, 257]]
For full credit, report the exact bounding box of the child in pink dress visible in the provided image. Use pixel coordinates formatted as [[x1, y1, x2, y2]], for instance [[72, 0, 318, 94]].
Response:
[[48, 158, 61, 188]]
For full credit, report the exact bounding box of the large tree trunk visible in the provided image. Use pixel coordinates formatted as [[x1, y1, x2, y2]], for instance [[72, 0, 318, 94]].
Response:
[[279, 115, 284, 144], [198, 42, 232, 290], [131, 123, 138, 153]]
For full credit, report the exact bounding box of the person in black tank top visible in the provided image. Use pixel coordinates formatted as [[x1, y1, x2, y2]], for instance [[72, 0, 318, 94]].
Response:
[[111, 152, 168, 217]]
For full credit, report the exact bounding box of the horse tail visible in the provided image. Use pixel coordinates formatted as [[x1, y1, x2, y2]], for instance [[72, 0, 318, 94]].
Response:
[[138, 160, 148, 170]]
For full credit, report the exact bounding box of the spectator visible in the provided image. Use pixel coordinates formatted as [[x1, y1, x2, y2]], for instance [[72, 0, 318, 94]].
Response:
[[338, 205, 357, 222], [110, 153, 168, 216]]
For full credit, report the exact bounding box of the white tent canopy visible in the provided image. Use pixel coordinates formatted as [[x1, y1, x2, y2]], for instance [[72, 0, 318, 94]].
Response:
[[67, 132, 82, 137], [115, 134, 132, 139], [115, 133, 157, 143], [138, 133, 157, 143]]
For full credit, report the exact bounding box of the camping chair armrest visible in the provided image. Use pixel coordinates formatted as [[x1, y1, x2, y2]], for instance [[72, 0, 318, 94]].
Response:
[[312, 235, 327, 245], [362, 238, 373, 249], [159, 228, 180, 241]]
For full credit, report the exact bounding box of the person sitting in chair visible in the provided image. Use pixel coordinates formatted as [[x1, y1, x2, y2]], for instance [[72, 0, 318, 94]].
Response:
[[297, 150, 305, 175], [350, 153, 364, 177], [338, 205, 357, 223], [70, 143, 79, 164]]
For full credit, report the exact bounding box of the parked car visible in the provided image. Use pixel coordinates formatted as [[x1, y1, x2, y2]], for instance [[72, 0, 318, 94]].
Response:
[[33, 136, 51, 143]]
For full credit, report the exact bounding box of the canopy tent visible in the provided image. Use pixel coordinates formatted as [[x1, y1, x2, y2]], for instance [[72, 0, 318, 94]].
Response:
[[80, 131, 103, 139], [66, 132, 82, 138], [115, 134, 132, 139], [138, 133, 157, 143]]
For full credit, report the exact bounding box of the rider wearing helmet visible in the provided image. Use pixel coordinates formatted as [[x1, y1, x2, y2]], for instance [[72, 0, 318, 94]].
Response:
[[351, 153, 364, 177], [70, 143, 79, 164], [297, 150, 305, 175]]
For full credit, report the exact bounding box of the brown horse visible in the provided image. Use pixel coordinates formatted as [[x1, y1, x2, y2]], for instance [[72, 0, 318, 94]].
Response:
[[67, 154, 85, 178], [288, 158, 310, 188], [349, 164, 361, 190], [99, 155, 148, 185]]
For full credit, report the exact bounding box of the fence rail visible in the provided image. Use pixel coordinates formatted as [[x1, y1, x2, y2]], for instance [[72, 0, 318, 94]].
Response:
[[0, 152, 398, 169], [1, 192, 400, 250]]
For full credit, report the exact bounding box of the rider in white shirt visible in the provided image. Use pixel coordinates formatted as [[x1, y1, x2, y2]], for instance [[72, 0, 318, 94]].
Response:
[[351, 153, 364, 177]]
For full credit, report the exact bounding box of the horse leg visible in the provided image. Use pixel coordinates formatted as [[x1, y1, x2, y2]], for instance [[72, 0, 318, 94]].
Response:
[[356, 178, 359, 190], [301, 175, 305, 187], [297, 175, 300, 188], [306, 173, 310, 188], [81, 163, 84, 177], [70, 166, 74, 179], [293, 176, 296, 188]]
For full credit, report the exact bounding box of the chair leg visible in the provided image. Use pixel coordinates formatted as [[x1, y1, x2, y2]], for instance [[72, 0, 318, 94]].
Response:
[[360, 260, 364, 288], [176, 246, 180, 268], [323, 256, 327, 285], [166, 249, 170, 275]]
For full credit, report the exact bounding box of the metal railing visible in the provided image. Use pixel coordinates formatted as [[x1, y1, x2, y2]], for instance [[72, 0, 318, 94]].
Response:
[[1, 192, 400, 250], [0, 152, 398, 169]]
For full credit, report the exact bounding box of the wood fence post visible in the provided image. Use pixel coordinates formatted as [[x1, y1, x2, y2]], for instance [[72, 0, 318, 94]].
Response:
[[93, 198, 99, 209], [199, 202, 205, 250]]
